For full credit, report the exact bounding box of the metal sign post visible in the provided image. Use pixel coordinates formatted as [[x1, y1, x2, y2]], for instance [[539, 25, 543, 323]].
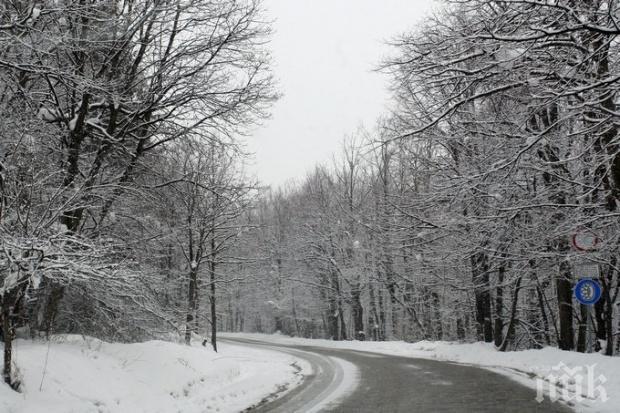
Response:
[[571, 229, 602, 353]]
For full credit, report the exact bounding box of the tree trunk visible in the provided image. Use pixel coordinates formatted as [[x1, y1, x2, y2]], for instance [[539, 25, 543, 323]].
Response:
[[327, 300, 339, 340], [210, 239, 217, 352], [472, 251, 493, 342], [291, 287, 300, 336], [499, 276, 523, 352], [337, 289, 347, 341], [185, 268, 198, 345], [431, 291, 443, 340], [456, 317, 466, 341], [368, 282, 381, 341], [377, 285, 386, 341], [1, 286, 24, 390], [37, 284, 65, 339], [338, 307, 347, 341], [327, 266, 346, 340], [597, 260, 616, 355], [556, 260, 574, 351], [384, 261, 398, 339], [536, 286, 552, 346], [493, 263, 505, 347], [351, 285, 364, 340], [2, 301, 14, 388]]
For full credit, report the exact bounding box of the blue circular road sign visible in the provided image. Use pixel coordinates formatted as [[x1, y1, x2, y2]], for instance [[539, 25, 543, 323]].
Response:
[[574, 279, 602, 305]]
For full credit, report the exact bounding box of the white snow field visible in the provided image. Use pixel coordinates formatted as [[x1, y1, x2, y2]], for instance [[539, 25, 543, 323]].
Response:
[[0, 335, 309, 413], [221, 332, 620, 413]]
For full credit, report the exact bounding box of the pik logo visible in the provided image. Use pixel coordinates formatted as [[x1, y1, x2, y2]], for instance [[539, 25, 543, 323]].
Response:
[[535, 362, 608, 404]]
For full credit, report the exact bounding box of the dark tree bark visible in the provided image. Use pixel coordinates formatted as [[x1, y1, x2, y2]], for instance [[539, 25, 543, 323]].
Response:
[[210, 255, 217, 353], [376, 282, 386, 341], [291, 287, 301, 337], [556, 260, 575, 351], [185, 268, 198, 345], [327, 298, 339, 340], [596, 261, 617, 355], [536, 286, 552, 346], [431, 291, 443, 340], [2, 300, 14, 388], [351, 285, 364, 339], [456, 317, 466, 341], [336, 284, 347, 341], [472, 251, 493, 342], [368, 280, 384, 341], [499, 276, 523, 352], [1, 284, 26, 389], [494, 262, 506, 347]]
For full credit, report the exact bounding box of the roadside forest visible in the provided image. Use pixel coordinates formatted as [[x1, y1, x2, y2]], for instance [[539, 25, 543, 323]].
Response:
[[0, 0, 274, 388], [2, 0, 620, 392], [221, 0, 620, 358]]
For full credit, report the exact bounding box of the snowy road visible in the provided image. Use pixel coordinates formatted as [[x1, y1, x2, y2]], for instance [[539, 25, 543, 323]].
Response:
[[222, 338, 358, 412], [224, 337, 574, 413]]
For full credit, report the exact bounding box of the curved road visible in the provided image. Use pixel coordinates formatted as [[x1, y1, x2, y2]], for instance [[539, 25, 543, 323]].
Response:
[[224, 337, 573, 413]]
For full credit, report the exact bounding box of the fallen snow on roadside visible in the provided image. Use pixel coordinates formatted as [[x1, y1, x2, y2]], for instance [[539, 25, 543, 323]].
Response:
[[0, 335, 309, 413], [221, 332, 620, 413]]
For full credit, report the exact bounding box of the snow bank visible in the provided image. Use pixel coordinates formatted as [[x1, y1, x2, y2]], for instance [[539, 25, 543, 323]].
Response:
[[221, 332, 620, 413], [0, 335, 309, 413]]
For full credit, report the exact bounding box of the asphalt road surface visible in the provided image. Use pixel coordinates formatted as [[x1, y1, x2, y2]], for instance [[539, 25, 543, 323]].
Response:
[[224, 337, 574, 413]]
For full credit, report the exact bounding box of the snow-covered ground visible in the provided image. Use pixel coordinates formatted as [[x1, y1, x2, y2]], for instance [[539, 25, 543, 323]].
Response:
[[3, 333, 617, 413], [221, 332, 620, 413], [0, 335, 309, 413]]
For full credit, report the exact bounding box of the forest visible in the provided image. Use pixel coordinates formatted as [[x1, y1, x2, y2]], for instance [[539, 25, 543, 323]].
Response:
[[2, 0, 620, 392]]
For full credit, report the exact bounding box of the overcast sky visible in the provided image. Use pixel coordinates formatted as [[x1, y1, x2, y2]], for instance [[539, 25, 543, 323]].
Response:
[[245, 0, 435, 188]]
